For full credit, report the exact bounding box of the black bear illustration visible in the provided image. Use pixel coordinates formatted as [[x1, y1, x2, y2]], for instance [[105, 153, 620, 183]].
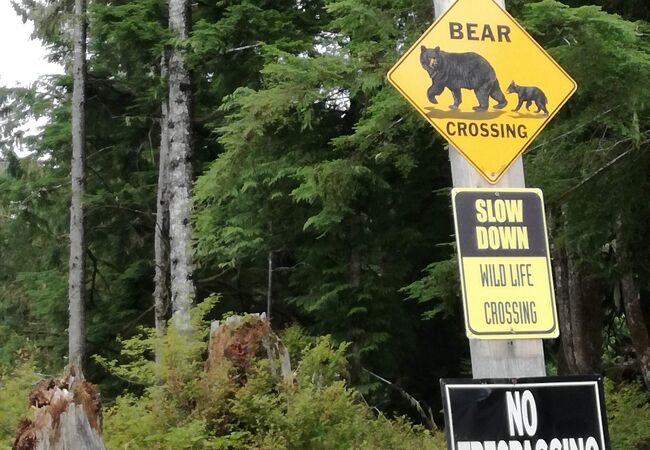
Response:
[[507, 81, 548, 115], [420, 45, 507, 112]]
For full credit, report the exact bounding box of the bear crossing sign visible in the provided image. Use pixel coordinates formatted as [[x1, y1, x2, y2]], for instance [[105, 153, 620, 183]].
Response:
[[387, 0, 576, 184]]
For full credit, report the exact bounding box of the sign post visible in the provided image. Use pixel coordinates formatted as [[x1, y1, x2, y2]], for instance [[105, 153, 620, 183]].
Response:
[[385, 1, 605, 445], [386, 0, 579, 375], [429, 0, 546, 378]]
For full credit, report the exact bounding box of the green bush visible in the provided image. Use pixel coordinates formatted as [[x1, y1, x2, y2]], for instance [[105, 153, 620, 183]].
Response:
[[0, 358, 40, 448], [100, 306, 444, 449], [605, 378, 650, 450]]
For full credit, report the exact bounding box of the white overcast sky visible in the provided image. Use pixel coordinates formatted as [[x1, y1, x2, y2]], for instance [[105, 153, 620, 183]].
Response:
[[0, 2, 63, 156], [0, 1, 63, 87]]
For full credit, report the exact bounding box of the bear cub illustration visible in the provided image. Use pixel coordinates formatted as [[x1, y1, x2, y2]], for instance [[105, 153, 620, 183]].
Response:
[[507, 81, 548, 116], [419, 45, 508, 111]]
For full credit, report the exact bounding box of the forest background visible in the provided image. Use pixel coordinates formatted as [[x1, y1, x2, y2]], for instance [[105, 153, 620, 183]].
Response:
[[1, 0, 650, 448]]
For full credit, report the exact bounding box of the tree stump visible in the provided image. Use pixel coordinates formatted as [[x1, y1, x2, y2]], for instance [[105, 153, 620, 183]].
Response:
[[207, 313, 291, 381], [13, 366, 106, 450]]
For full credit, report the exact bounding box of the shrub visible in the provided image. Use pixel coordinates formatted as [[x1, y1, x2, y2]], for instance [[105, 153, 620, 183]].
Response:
[[100, 304, 444, 449], [605, 378, 650, 450], [0, 358, 40, 447]]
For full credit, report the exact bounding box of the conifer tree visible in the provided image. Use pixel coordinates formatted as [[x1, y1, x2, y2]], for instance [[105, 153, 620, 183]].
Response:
[[68, 0, 88, 366], [154, 51, 171, 355], [523, 1, 650, 378], [168, 0, 195, 332]]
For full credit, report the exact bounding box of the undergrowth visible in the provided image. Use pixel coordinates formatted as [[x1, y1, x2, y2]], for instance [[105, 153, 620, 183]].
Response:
[[1, 299, 649, 449], [604, 378, 650, 449], [99, 298, 445, 449]]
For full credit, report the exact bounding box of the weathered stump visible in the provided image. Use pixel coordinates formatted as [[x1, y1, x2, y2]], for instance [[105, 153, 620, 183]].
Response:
[[207, 313, 291, 381], [13, 367, 106, 450]]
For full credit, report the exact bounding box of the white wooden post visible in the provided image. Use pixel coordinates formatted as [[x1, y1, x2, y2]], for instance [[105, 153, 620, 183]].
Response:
[[433, 0, 546, 379]]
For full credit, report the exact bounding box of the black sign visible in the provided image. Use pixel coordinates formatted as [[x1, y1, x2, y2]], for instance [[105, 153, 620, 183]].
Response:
[[441, 376, 610, 450], [453, 189, 548, 258]]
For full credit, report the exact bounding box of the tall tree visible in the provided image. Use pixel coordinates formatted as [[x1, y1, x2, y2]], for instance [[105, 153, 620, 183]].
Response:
[[154, 51, 171, 355], [168, 0, 195, 332], [524, 1, 650, 380], [68, 0, 88, 366], [192, 0, 463, 408], [618, 244, 650, 388]]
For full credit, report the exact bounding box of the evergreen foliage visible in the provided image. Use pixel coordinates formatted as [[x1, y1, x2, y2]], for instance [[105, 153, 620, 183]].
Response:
[[604, 378, 650, 449], [0, 0, 650, 446], [99, 306, 444, 449], [193, 0, 462, 404], [0, 357, 40, 448], [521, 0, 650, 374]]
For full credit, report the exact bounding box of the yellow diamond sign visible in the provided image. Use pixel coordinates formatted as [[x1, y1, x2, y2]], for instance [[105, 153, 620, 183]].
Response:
[[387, 0, 577, 183]]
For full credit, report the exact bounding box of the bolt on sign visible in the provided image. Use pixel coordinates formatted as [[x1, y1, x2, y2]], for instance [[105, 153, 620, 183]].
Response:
[[440, 376, 610, 450], [387, 0, 577, 183], [452, 188, 557, 339]]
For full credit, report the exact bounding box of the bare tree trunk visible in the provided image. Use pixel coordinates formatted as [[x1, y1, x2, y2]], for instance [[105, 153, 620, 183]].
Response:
[[615, 220, 650, 388], [167, 0, 195, 332], [550, 209, 603, 374], [620, 271, 650, 388], [266, 249, 272, 321], [566, 256, 604, 373], [154, 51, 171, 360], [349, 248, 362, 381], [556, 247, 604, 374], [549, 212, 576, 372], [68, 0, 87, 365]]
